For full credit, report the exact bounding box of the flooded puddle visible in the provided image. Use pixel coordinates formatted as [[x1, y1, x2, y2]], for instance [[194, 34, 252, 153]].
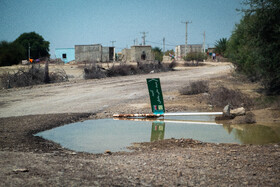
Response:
[[35, 116, 280, 154]]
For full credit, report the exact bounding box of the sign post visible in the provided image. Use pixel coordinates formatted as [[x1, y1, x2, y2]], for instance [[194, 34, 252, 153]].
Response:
[[146, 78, 165, 114]]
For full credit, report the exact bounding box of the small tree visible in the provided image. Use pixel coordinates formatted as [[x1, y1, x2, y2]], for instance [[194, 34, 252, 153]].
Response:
[[183, 52, 207, 65], [152, 47, 163, 62], [215, 38, 228, 56], [226, 0, 280, 94], [0, 41, 25, 66], [14, 32, 50, 59], [164, 49, 175, 56]]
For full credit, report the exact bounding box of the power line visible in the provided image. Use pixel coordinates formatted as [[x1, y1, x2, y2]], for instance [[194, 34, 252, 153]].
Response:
[[110, 41, 116, 47], [146, 40, 177, 47]]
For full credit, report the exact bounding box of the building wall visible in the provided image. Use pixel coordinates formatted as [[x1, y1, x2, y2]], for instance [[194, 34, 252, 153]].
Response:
[[102, 47, 114, 62], [121, 48, 131, 62], [75, 44, 102, 62], [75, 44, 114, 62], [175, 44, 204, 59], [130, 46, 153, 62], [55, 48, 75, 63], [175, 45, 184, 60]]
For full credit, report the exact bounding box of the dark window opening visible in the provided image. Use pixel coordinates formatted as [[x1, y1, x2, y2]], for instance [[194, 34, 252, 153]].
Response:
[[62, 53, 67, 59], [141, 51, 146, 60], [109, 47, 114, 61]]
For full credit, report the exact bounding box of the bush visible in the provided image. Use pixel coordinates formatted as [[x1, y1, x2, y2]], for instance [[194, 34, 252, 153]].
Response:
[[0, 64, 68, 88], [137, 62, 170, 74], [226, 0, 280, 94], [179, 81, 209, 95], [83, 61, 175, 79], [50, 68, 69, 82], [209, 86, 252, 109], [84, 64, 106, 79], [168, 60, 177, 69], [106, 64, 137, 77], [183, 52, 207, 65]]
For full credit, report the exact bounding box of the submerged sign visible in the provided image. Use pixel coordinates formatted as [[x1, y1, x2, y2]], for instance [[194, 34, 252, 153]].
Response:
[[146, 78, 165, 114], [151, 121, 165, 142]]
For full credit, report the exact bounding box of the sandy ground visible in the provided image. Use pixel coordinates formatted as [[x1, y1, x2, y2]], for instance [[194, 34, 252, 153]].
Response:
[[0, 62, 280, 186]]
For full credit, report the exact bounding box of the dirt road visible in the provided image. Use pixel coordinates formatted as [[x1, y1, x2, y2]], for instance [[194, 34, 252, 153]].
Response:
[[0, 63, 231, 118]]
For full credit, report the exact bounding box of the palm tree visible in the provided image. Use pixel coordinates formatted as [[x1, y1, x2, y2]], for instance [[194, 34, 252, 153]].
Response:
[[214, 38, 228, 56]]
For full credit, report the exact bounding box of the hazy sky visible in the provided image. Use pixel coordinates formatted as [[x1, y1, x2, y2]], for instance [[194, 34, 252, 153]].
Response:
[[0, 0, 244, 57]]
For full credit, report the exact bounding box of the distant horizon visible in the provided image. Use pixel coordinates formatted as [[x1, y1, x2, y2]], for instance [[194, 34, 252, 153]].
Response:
[[0, 0, 244, 58]]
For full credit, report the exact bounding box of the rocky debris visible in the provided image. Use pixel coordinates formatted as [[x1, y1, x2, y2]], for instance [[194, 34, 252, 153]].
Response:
[[223, 105, 246, 117], [220, 105, 249, 122], [223, 104, 231, 117], [231, 107, 246, 116], [104, 150, 112, 155], [13, 168, 29, 173], [231, 111, 256, 124]]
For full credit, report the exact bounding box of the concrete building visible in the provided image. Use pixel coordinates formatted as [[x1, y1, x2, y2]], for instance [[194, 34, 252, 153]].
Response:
[[175, 44, 204, 60], [120, 48, 131, 62], [121, 45, 154, 62], [75, 44, 114, 63], [102, 46, 114, 62], [55, 48, 75, 63]]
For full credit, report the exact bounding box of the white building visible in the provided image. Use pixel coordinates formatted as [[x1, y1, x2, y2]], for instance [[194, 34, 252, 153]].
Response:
[[175, 44, 204, 60]]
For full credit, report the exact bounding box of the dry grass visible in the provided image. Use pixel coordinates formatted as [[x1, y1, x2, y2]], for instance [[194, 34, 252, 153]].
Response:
[[179, 81, 209, 95], [106, 64, 137, 77], [0, 64, 68, 88], [209, 86, 253, 109], [83, 64, 106, 79], [84, 61, 175, 79]]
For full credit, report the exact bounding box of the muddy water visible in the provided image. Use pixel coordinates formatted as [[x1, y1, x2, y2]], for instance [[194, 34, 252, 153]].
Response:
[[35, 117, 280, 154]]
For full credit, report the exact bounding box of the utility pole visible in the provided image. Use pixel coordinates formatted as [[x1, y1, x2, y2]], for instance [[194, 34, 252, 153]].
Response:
[[181, 21, 192, 56], [140, 32, 148, 46], [110, 41, 116, 62], [203, 31, 206, 53], [133, 39, 136, 46], [163, 37, 165, 54], [28, 43, 30, 61]]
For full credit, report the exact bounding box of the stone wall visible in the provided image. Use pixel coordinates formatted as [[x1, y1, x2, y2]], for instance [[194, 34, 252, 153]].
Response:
[[75, 44, 102, 62], [121, 48, 131, 62], [102, 47, 110, 62]]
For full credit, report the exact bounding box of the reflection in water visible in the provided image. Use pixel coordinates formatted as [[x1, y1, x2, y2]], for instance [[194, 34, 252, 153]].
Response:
[[151, 122, 165, 141], [223, 124, 280, 144], [35, 118, 280, 154]]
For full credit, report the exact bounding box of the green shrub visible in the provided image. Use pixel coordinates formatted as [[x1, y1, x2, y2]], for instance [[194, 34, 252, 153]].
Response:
[[226, 0, 280, 94], [183, 52, 207, 66]]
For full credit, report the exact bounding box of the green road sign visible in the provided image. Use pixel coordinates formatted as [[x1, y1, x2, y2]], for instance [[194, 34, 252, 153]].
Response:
[[146, 78, 165, 114]]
